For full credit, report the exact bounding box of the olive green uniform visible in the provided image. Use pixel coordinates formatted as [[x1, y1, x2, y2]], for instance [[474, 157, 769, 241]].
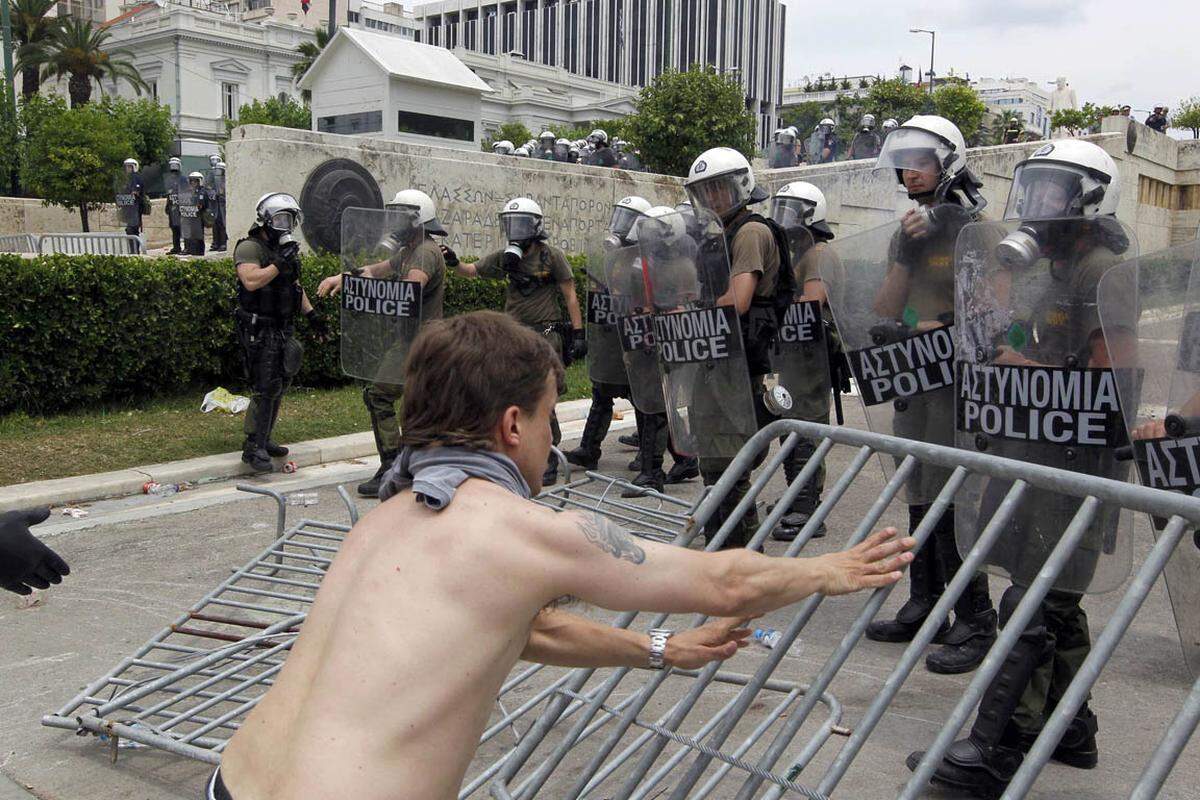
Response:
[[478, 240, 573, 448], [363, 237, 447, 456]]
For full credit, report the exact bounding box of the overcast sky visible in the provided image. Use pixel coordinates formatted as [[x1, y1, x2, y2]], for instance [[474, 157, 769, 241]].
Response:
[[782, 0, 1198, 134]]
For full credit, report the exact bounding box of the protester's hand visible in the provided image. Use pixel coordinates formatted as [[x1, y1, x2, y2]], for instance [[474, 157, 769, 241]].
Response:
[[440, 244, 459, 267], [0, 507, 70, 596], [317, 273, 344, 298], [817, 527, 915, 596], [901, 208, 933, 240], [1132, 420, 1167, 441], [665, 618, 754, 669]]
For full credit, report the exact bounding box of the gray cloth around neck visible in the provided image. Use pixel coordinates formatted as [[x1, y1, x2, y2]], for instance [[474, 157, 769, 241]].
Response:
[[378, 446, 532, 508]]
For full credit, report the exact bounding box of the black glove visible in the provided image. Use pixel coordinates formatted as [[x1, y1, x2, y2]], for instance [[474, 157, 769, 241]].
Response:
[[273, 256, 297, 279], [305, 309, 328, 338], [869, 319, 910, 346], [0, 507, 69, 596], [569, 328, 588, 362], [440, 244, 459, 267]]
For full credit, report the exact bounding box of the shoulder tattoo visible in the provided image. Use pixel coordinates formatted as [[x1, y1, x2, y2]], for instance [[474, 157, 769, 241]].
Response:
[[576, 512, 646, 565]]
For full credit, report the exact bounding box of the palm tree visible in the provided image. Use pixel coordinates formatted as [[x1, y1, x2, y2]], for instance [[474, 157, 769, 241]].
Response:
[[30, 18, 150, 107], [11, 0, 61, 100], [292, 25, 331, 102]]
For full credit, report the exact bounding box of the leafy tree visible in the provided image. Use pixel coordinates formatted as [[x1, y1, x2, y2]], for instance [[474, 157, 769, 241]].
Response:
[[933, 83, 987, 143], [482, 122, 533, 151], [19, 95, 133, 231], [1172, 97, 1200, 138], [11, 0, 60, 100], [779, 101, 826, 138], [550, 118, 630, 145], [0, 80, 18, 195], [28, 18, 149, 106], [98, 96, 176, 168], [990, 109, 1025, 145], [863, 78, 926, 130], [292, 24, 331, 102], [227, 95, 311, 137], [623, 65, 756, 176], [1051, 102, 1119, 136]]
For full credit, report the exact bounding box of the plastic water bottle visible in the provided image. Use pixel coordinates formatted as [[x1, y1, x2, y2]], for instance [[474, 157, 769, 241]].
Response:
[[142, 481, 181, 496], [753, 628, 803, 658], [287, 492, 319, 507]]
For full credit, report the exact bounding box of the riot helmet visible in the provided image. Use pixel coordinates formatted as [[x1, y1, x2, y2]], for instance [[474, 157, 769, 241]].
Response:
[[492, 140, 514, 155], [818, 117, 835, 132], [876, 114, 984, 210], [513, 145, 531, 157], [214, 161, 226, 174], [774, 127, 797, 145], [499, 197, 545, 243], [254, 192, 303, 246], [188, 171, 204, 186], [684, 147, 767, 223], [539, 130, 555, 148], [554, 137, 571, 159], [209, 154, 220, 167], [882, 118, 898, 132], [640, 205, 689, 259], [386, 188, 447, 236], [123, 157, 139, 173], [607, 195, 651, 247], [167, 157, 181, 172], [568, 146, 580, 162], [860, 114, 876, 130], [588, 128, 609, 146], [769, 181, 831, 238]]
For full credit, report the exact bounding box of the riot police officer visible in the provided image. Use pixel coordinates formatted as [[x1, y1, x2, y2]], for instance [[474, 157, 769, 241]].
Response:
[[209, 160, 228, 252], [768, 128, 800, 168], [554, 137, 572, 162], [118, 157, 145, 252], [809, 119, 839, 164], [492, 140, 514, 156], [683, 147, 796, 549], [537, 131, 557, 160], [317, 190, 449, 497], [587, 129, 618, 167], [910, 140, 1132, 796], [766, 181, 841, 538], [856, 115, 997, 674], [565, 196, 649, 474], [882, 118, 899, 140], [848, 114, 882, 160], [163, 157, 184, 255], [450, 198, 585, 486], [234, 193, 326, 473], [181, 172, 210, 256]]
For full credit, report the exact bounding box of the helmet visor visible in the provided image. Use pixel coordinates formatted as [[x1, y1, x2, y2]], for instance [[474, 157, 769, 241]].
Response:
[[609, 206, 645, 239], [500, 212, 541, 241], [268, 210, 298, 233], [775, 131, 796, 145], [383, 203, 423, 236], [686, 172, 744, 219], [1005, 163, 1087, 221], [767, 196, 815, 230], [875, 128, 954, 176]]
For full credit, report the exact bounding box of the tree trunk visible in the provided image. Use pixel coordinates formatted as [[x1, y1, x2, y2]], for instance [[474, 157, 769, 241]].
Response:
[[68, 73, 92, 107], [79, 206, 89, 232], [21, 66, 41, 100]]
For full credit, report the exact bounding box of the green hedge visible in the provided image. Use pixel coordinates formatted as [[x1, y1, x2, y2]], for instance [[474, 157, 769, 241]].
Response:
[[1, 252, 589, 415]]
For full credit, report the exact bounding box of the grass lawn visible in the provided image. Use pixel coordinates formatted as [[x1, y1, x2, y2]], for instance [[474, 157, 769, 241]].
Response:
[[0, 361, 591, 487]]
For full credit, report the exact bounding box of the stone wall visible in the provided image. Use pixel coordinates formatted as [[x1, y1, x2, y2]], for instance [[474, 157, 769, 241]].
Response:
[[0, 198, 174, 248], [224, 122, 1195, 259]]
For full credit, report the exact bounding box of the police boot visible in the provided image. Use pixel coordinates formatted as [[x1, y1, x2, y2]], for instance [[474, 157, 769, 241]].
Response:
[[664, 455, 699, 484], [565, 393, 613, 470], [866, 506, 950, 642], [241, 401, 275, 474], [263, 395, 289, 458], [624, 412, 668, 497], [618, 432, 640, 448], [907, 586, 1052, 798], [703, 477, 759, 552], [357, 450, 398, 498], [1017, 706, 1099, 770], [926, 574, 997, 674], [771, 487, 826, 541]]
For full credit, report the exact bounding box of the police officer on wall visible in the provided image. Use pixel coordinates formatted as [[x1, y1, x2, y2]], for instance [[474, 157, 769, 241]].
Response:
[[449, 197, 586, 486], [234, 193, 327, 473], [317, 190, 449, 497], [163, 157, 184, 255]]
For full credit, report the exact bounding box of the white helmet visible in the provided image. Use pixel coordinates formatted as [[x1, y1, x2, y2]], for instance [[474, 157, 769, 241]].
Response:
[[214, 160, 226, 172], [587, 128, 608, 145], [123, 157, 139, 171], [819, 118, 835, 129], [787, 125, 799, 138], [1004, 140, 1120, 220], [209, 154, 220, 166], [254, 192, 303, 243], [492, 140, 514, 155], [684, 147, 766, 222], [877, 114, 983, 208], [513, 145, 531, 157], [167, 157, 181, 171], [499, 197, 544, 242], [774, 127, 796, 145], [188, 171, 205, 182], [769, 182, 829, 230], [539, 130, 555, 143], [555, 137, 570, 147], [882, 118, 899, 131], [861, 114, 876, 129], [609, 195, 652, 242], [640, 205, 689, 251], [387, 188, 447, 235]]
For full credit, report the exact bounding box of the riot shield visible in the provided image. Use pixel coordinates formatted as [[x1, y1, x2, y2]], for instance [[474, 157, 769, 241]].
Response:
[[603, 246, 664, 414], [823, 216, 960, 504], [166, 174, 182, 227], [617, 152, 643, 172], [640, 208, 757, 461], [114, 178, 140, 228], [338, 207, 425, 386], [178, 187, 204, 241], [954, 217, 1138, 594], [584, 249, 629, 385], [1100, 239, 1200, 673], [767, 143, 798, 169], [771, 227, 832, 421]]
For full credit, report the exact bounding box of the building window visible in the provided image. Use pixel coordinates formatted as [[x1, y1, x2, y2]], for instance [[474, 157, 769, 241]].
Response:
[[222, 82, 239, 120], [396, 109, 474, 141], [247, 0, 271, 10], [317, 110, 384, 135], [149, 80, 158, 100], [347, 10, 360, 21]]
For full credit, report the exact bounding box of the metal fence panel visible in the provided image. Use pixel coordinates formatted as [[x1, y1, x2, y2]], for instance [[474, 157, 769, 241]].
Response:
[[38, 233, 141, 255]]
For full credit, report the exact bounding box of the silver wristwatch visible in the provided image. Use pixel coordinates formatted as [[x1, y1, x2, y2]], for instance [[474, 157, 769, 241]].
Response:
[[647, 628, 674, 670]]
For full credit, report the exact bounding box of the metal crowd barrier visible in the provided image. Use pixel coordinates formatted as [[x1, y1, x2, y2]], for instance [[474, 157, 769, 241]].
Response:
[[41, 425, 1200, 798], [37, 232, 143, 255], [489, 420, 1200, 799], [0, 233, 38, 253]]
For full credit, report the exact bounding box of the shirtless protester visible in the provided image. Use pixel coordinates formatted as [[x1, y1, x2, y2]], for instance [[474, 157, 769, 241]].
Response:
[[212, 310, 916, 800]]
